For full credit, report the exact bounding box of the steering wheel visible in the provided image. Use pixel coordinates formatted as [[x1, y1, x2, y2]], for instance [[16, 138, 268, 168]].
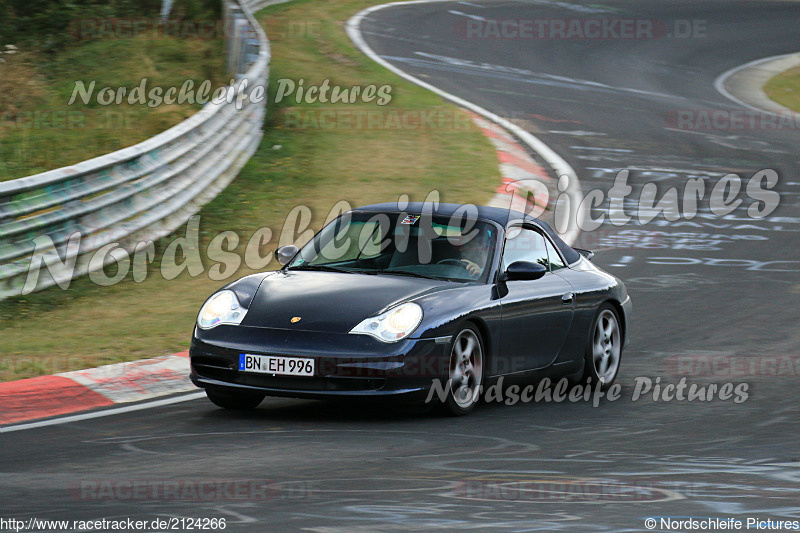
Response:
[[437, 258, 469, 269]]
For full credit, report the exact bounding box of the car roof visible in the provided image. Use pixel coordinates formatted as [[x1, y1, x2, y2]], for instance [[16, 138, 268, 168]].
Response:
[[354, 202, 523, 225], [352, 202, 581, 265]]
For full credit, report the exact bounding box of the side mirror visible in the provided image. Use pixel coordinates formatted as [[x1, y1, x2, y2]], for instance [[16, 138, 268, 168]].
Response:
[[503, 261, 547, 281], [276, 245, 299, 265]]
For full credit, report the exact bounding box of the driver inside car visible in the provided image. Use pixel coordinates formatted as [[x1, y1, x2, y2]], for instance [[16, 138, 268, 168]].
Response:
[[457, 229, 492, 277]]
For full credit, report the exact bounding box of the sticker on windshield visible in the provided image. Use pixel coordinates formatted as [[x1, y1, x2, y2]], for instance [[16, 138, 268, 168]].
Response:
[[401, 215, 421, 225]]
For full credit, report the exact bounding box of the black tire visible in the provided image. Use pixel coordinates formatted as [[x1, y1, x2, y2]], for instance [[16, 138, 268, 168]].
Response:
[[440, 325, 485, 416], [582, 304, 623, 390], [206, 389, 265, 410]]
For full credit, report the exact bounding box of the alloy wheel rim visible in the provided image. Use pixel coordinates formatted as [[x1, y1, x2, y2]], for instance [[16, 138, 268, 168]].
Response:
[[449, 329, 483, 408], [593, 310, 620, 384]]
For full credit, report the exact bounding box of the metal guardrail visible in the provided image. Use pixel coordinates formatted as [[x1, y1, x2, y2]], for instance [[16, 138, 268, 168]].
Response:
[[0, 0, 270, 300], [245, 0, 293, 13]]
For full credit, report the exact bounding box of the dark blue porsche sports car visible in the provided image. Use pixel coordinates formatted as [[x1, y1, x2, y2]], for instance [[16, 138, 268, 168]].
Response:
[[190, 203, 631, 415]]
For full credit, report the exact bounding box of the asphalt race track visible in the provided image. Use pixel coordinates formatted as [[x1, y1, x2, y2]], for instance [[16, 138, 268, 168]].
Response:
[[2, 1, 800, 531]]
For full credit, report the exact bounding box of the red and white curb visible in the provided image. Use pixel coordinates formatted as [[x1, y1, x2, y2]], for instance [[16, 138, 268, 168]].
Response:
[[1, 2, 584, 429], [0, 114, 555, 428], [0, 351, 194, 426], [465, 111, 554, 216], [0, 118, 561, 428]]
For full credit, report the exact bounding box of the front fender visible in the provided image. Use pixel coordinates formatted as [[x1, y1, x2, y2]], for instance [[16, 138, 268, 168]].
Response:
[[409, 284, 503, 375], [220, 271, 276, 308]]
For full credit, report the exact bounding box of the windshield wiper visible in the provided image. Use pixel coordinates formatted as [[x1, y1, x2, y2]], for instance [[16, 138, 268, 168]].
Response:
[[286, 264, 353, 274], [375, 269, 441, 281]]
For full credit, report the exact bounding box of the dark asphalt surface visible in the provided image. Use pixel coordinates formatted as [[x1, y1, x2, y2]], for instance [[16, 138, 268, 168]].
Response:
[[3, 1, 800, 531]]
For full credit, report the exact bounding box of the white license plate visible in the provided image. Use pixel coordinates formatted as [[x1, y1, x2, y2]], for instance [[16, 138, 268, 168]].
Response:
[[239, 354, 314, 376]]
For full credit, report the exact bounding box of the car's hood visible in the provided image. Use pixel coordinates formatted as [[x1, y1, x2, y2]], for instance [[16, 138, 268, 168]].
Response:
[[240, 270, 451, 333]]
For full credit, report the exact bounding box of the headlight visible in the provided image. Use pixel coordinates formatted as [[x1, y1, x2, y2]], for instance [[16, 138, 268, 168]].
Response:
[[349, 302, 423, 342], [197, 290, 247, 329]]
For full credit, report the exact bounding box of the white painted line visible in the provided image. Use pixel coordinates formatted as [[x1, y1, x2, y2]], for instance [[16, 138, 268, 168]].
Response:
[[0, 392, 206, 434], [569, 146, 633, 152], [409, 51, 678, 100], [714, 52, 800, 113], [346, 0, 586, 245], [548, 130, 607, 136], [448, 9, 486, 21]]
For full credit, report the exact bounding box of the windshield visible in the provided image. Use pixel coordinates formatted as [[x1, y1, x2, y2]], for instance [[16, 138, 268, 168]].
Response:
[[287, 211, 498, 282]]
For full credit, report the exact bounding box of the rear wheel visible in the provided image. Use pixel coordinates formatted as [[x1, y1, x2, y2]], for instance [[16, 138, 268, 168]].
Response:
[[582, 304, 622, 389], [206, 389, 265, 410], [441, 326, 484, 416]]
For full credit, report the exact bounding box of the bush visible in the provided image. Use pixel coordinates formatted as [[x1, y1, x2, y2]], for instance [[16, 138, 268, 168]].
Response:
[[0, 0, 222, 53]]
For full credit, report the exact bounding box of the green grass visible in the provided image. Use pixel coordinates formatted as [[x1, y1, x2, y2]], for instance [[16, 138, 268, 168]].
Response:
[[764, 66, 800, 111], [0, 36, 225, 180], [0, 0, 500, 382]]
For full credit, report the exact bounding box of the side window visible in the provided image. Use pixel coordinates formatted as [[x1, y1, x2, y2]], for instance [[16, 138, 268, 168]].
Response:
[[544, 237, 566, 271], [502, 228, 550, 271]]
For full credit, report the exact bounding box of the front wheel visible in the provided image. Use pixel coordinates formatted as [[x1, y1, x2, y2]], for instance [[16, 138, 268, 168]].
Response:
[[582, 304, 622, 389], [441, 326, 484, 416], [206, 389, 265, 410]]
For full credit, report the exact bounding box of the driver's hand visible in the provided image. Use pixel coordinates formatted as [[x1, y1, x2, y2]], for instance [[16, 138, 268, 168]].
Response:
[[461, 259, 482, 276]]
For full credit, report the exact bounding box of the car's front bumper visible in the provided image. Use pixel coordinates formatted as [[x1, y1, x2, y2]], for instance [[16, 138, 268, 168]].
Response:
[[190, 326, 452, 401]]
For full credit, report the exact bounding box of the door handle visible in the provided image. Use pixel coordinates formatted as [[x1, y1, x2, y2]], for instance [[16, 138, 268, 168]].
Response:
[[562, 292, 574, 305]]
